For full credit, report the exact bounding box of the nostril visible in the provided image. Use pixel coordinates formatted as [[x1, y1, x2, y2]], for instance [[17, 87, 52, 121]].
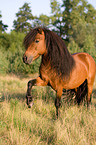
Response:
[[23, 55, 27, 63]]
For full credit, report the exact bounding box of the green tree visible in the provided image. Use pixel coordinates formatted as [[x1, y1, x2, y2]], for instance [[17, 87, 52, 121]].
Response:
[[38, 14, 50, 26], [85, 4, 96, 24], [62, 0, 88, 40], [72, 21, 87, 47], [83, 35, 95, 53], [51, 0, 96, 41], [13, 3, 33, 33], [0, 11, 8, 32], [33, 14, 50, 27], [50, 0, 63, 37]]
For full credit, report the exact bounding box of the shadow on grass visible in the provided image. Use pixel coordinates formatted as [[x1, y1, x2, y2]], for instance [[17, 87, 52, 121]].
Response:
[[0, 86, 56, 105], [1, 92, 26, 102], [1, 86, 96, 110]]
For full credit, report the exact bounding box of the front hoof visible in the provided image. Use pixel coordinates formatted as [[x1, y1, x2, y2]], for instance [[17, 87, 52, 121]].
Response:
[[28, 105, 32, 108], [28, 102, 34, 108]]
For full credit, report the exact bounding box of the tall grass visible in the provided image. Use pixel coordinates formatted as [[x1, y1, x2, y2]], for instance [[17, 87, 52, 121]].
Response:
[[0, 74, 96, 145]]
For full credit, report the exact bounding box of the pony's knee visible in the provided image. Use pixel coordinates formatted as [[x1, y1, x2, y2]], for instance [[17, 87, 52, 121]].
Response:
[[28, 80, 32, 88], [28, 79, 36, 88]]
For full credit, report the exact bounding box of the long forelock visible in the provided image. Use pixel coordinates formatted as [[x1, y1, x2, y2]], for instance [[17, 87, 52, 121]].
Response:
[[23, 27, 41, 49]]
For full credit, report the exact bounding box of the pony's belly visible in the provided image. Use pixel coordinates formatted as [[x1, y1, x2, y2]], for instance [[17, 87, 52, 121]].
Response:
[[62, 61, 88, 89], [63, 77, 86, 89], [47, 66, 88, 90]]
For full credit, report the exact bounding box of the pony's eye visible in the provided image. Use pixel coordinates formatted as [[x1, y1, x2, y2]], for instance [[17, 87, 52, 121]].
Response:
[[35, 40, 39, 43]]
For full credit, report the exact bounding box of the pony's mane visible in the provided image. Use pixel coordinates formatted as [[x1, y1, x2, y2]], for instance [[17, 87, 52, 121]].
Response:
[[24, 27, 75, 78], [23, 27, 42, 49]]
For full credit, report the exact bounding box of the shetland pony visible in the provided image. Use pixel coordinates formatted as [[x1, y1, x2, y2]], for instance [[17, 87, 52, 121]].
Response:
[[23, 27, 96, 117]]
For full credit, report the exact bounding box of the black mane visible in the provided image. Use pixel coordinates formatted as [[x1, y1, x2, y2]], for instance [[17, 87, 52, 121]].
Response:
[[24, 27, 75, 78]]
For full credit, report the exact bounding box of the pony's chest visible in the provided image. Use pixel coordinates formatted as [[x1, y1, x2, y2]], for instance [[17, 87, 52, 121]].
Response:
[[40, 66, 54, 81]]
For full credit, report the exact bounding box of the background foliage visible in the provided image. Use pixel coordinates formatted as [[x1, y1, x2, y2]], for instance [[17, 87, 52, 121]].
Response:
[[0, 0, 96, 75]]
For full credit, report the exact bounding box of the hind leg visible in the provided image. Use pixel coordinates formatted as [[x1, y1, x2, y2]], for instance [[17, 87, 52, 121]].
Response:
[[87, 84, 93, 108], [55, 87, 63, 118], [87, 76, 95, 108], [87, 57, 95, 107]]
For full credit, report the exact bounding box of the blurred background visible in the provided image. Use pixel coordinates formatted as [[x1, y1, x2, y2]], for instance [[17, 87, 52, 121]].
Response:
[[0, 0, 96, 75]]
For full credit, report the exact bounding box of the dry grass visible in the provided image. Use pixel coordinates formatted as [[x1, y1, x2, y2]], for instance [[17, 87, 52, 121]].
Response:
[[0, 74, 96, 145]]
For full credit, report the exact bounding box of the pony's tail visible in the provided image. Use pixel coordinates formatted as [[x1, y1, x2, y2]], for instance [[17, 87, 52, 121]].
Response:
[[76, 79, 88, 105]]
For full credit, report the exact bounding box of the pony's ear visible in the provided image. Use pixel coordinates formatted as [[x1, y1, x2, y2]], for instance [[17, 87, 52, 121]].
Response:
[[37, 27, 42, 34]]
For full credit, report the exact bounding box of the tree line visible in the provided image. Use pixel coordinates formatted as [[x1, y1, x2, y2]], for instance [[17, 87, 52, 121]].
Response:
[[0, 0, 96, 75], [1, 1, 96, 37]]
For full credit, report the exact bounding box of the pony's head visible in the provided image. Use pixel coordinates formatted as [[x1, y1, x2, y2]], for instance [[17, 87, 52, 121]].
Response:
[[23, 27, 75, 78], [23, 27, 46, 64]]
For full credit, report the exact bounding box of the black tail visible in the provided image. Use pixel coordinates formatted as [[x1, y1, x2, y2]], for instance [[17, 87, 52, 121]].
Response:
[[76, 79, 88, 105]]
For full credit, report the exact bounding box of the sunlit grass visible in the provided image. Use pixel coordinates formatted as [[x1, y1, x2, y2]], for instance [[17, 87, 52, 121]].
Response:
[[0, 74, 96, 145]]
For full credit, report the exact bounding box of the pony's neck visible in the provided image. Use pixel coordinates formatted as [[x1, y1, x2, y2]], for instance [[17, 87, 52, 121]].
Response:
[[41, 54, 49, 65]]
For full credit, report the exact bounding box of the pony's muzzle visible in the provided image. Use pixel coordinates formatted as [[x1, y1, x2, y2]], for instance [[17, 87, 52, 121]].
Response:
[[23, 55, 28, 63], [23, 55, 33, 64]]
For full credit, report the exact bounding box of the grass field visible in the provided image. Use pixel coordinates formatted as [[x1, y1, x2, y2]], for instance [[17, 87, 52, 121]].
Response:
[[0, 74, 96, 145]]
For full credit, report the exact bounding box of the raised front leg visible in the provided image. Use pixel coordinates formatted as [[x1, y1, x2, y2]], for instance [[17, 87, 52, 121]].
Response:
[[55, 87, 63, 118], [26, 77, 47, 108]]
